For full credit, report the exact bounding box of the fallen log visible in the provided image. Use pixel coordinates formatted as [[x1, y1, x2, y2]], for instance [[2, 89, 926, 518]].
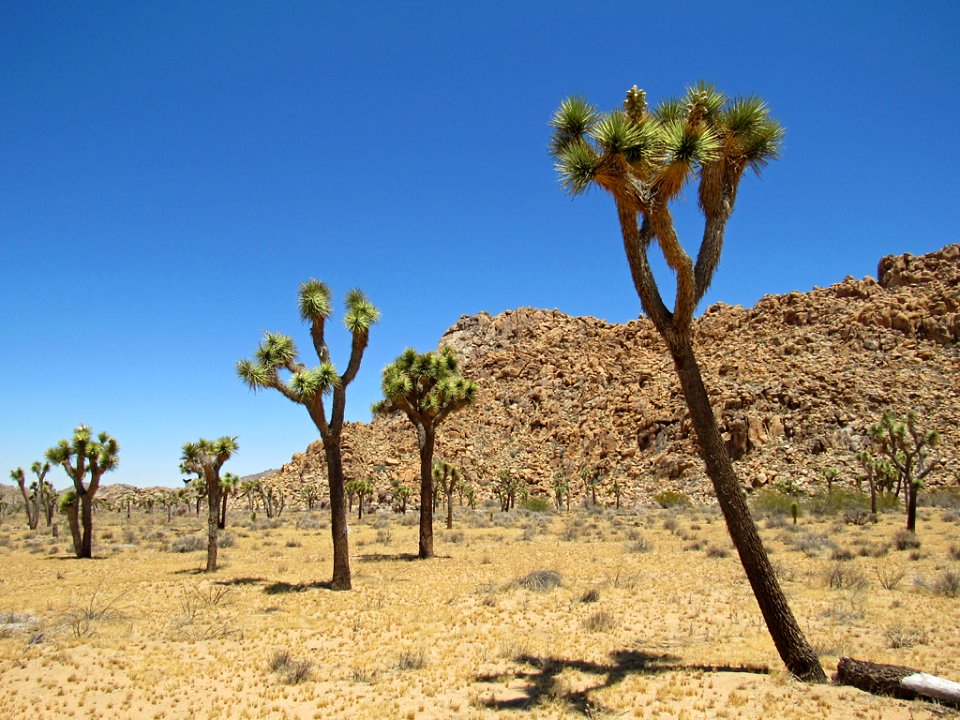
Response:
[[834, 657, 960, 708]]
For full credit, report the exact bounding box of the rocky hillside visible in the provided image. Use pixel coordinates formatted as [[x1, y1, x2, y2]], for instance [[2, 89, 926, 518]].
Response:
[[266, 244, 960, 508]]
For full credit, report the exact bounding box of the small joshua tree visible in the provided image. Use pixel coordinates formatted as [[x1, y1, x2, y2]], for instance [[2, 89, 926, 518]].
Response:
[[373, 347, 477, 559], [180, 437, 238, 572], [580, 466, 602, 507], [218, 472, 240, 530], [552, 471, 570, 512], [495, 469, 520, 512], [433, 461, 460, 530], [45, 425, 119, 558], [345, 477, 374, 520], [238, 280, 378, 590], [868, 411, 940, 532], [11, 465, 45, 530], [390, 479, 412, 514]]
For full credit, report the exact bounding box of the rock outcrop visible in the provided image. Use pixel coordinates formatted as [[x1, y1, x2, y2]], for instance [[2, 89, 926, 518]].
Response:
[[243, 244, 960, 506]]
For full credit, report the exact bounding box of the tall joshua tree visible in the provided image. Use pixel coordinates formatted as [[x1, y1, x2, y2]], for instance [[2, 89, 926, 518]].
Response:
[[238, 281, 379, 590], [45, 425, 119, 559], [180, 436, 238, 573], [373, 347, 476, 559], [218, 472, 240, 530], [550, 83, 825, 682]]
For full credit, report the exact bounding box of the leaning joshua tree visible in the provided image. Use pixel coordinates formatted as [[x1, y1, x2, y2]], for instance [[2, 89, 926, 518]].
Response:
[[180, 436, 238, 573], [373, 347, 476, 558], [550, 83, 825, 681], [238, 281, 379, 590], [45, 425, 119, 559]]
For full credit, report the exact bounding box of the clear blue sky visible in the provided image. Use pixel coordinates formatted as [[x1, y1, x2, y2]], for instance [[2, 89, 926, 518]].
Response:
[[2, 1, 958, 488]]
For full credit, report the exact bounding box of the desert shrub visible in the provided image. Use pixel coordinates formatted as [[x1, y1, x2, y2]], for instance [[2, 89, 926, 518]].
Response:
[[782, 530, 834, 557], [892, 530, 921, 551], [376, 528, 392, 544], [445, 530, 465, 544], [398, 512, 418, 527], [751, 488, 796, 518], [949, 545, 960, 562], [885, 625, 927, 648], [394, 645, 429, 670], [295, 514, 325, 530], [580, 588, 600, 603], [921, 488, 960, 510], [764, 514, 788, 529], [520, 495, 552, 513], [705, 545, 729, 559], [625, 537, 652, 553], [284, 539, 301, 548], [662, 516, 680, 534], [372, 514, 391, 529], [843, 510, 873, 526], [875, 564, 905, 590], [830, 547, 855, 562], [218, 531, 235, 548], [932, 571, 960, 598], [826, 562, 869, 590], [807, 487, 871, 517], [122, 528, 138, 545], [516, 569, 562, 592], [582, 610, 617, 632], [169, 534, 205, 553], [268, 649, 312, 684], [0, 612, 40, 638], [561, 523, 582, 542], [653, 490, 691, 509]]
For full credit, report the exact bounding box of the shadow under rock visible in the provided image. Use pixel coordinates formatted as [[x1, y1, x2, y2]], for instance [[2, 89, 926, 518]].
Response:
[[263, 580, 333, 594], [476, 648, 769, 715]]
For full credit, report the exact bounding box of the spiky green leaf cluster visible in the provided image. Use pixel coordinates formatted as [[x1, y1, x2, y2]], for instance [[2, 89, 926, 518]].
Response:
[[344, 288, 380, 334], [298, 279, 332, 322], [45, 425, 120, 479], [549, 82, 783, 202], [375, 346, 477, 421], [181, 436, 239, 477], [290, 363, 340, 399]]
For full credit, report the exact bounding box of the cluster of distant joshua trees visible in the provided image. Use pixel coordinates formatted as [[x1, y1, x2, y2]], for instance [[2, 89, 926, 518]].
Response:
[[7, 84, 944, 688]]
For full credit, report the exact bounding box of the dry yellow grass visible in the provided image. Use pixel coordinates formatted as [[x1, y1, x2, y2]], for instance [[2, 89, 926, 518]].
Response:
[[1, 503, 958, 719]]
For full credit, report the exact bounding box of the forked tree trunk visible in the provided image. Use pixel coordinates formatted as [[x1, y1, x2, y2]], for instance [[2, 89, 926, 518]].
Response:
[[418, 426, 436, 559], [323, 439, 352, 590], [669, 336, 826, 683], [205, 481, 220, 572]]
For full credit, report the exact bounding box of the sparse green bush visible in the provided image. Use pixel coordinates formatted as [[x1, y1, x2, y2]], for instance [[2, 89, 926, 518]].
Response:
[[520, 495, 552, 513], [653, 491, 691, 509], [750, 488, 796, 518], [806, 487, 871, 517]]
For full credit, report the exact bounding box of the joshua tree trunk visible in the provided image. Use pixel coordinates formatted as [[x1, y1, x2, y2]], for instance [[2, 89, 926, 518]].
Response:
[[906, 481, 919, 532], [446, 485, 454, 530], [218, 492, 228, 530], [79, 493, 94, 558], [206, 482, 220, 572], [418, 426, 436, 559], [669, 334, 825, 682], [323, 437, 352, 590], [65, 503, 82, 557]]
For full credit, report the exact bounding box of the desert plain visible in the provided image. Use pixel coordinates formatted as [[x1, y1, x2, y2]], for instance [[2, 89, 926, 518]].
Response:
[[1, 499, 958, 720]]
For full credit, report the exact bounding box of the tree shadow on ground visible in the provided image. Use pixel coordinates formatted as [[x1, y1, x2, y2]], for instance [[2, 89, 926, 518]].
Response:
[[357, 552, 425, 562], [263, 580, 332, 594], [476, 648, 769, 715], [213, 576, 264, 586]]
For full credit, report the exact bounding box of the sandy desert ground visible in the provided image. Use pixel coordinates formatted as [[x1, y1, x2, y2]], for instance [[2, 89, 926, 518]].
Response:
[[1, 499, 959, 719]]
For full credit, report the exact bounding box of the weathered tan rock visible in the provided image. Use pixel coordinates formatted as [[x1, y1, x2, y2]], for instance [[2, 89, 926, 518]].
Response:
[[254, 244, 960, 508]]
